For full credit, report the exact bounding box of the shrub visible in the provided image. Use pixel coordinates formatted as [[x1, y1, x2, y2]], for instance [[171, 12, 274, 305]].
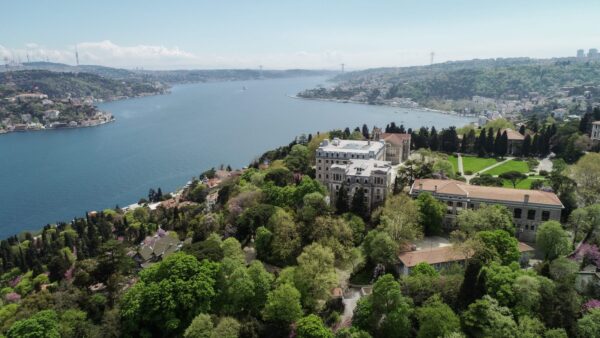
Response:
[[539, 170, 549, 176], [464, 170, 473, 175]]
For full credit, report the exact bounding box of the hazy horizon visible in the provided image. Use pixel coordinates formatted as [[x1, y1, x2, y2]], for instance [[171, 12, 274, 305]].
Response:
[[2, 0, 600, 70]]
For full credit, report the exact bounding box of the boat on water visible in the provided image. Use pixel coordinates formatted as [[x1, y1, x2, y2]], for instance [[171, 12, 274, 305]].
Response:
[[242, 86, 247, 91]]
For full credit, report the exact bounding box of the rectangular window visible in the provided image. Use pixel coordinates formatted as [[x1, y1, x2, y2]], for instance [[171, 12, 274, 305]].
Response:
[[514, 208, 522, 219], [527, 210, 536, 220], [447, 201, 453, 207], [318, 159, 321, 163], [325, 174, 329, 179], [542, 211, 550, 221]]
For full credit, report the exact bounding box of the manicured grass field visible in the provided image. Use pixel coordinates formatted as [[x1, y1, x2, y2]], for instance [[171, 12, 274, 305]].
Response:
[[502, 177, 546, 189], [461, 156, 500, 173], [483, 159, 531, 175]]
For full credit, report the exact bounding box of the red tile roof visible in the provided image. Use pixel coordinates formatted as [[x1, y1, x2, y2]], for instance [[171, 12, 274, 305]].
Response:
[[411, 179, 563, 207], [399, 242, 535, 267], [502, 129, 525, 141], [381, 133, 411, 145]]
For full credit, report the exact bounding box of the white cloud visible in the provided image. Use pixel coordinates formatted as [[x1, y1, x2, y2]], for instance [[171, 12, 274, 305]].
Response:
[[0, 41, 198, 69], [0, 40, 433, 70]]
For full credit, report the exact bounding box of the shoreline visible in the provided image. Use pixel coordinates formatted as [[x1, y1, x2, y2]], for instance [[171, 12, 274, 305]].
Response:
[[0, 118, 116, 136], [289, 94, 477, 118]]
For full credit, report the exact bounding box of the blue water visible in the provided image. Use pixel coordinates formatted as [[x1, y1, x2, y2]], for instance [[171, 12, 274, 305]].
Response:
[[0, 76, 474, 237]]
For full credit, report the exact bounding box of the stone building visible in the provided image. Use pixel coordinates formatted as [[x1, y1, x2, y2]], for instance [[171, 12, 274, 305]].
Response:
[[410, 179, 563, 242], [371, 127, 412, 164], [591, 121, 600, 143], [315, 138, 392, 210], [502, 129, 525, 156]]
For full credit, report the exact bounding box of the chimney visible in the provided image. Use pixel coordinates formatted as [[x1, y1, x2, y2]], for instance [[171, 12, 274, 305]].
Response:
[[434, 185, 438, 193], [419, 183, 423, 191], [524, 194, 530, 204]]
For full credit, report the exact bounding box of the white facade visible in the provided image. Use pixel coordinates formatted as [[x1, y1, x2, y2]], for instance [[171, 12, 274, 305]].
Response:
[[591, 121, 600, 141], [315, 138, 391, 210]]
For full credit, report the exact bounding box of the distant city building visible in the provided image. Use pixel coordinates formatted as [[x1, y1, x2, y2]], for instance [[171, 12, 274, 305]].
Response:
[[577, 49, 586, 58], [410, 179, 563, 242], [589, 48, 599, 59]]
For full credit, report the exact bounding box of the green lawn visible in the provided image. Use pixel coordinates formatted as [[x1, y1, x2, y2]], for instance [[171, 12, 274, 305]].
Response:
[[502, 177, 546, 189], [483, 159, 530, 176], [461, 156, 500, 173]]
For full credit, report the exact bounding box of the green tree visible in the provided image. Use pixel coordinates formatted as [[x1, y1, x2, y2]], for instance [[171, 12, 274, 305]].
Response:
[[263, 283, 303, 326], [335, 184, 350, 214], [184, 313, 213, 338], [544, 328, 568, 338], [517, 316, 545, 338], [246, 261, 274, 316], [377, 194, 422, 246], [221, 237, 245, 264], [285, 144, 311, 173], [476, 230, 520, 265], [367, 274, 413, 338], [362, 230, 398, 267], [570, 153, 600, 206], [296, 314, 334, 338], [577, 308, 600, 338], [417, 192, 445, 236], [499, 171, 527, 188], [536, 221, 571, 261], [351, 188, 369, 219], [212, 317, 241, 338], [512, 275, 541, 317], [456, 204, 514, 236], [415, 295, 460, 338], [410, 262, 438, 277], [255, 226, 273, 261], [120, 253, 218, 337], [309, 216, 355, 267], [7, 310, 60, 338], [268, 209, 301, 264], [567, 208, 591, 245], [462, 295, 518, 338], [294, 243, 337, 311]]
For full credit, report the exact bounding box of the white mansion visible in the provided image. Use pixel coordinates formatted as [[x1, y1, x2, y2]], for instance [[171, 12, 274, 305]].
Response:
[[316, 138, 395, 210]]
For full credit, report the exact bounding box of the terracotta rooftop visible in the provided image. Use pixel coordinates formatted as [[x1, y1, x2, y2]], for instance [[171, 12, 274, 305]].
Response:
[[411, 179, 563, 207], [502, 129, 525, 141], [399, 241, 535, 267], [398, 246, 468, 267], [381, 133, 411, 145]]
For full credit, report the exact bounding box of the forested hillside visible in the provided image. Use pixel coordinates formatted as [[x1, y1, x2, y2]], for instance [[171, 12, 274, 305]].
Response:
[[0, 70, 163, 100]]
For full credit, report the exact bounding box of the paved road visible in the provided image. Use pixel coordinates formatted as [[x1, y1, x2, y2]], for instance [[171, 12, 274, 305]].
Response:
[[457, 153, 464, 176], [340, 288, 361, 328]]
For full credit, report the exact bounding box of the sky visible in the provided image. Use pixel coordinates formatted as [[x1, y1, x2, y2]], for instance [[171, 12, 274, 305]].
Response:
[[1, 0, 599, 70]]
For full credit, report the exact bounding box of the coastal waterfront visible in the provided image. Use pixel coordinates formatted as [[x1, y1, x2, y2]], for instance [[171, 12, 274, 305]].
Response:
[[0, 76, 474, 237]]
